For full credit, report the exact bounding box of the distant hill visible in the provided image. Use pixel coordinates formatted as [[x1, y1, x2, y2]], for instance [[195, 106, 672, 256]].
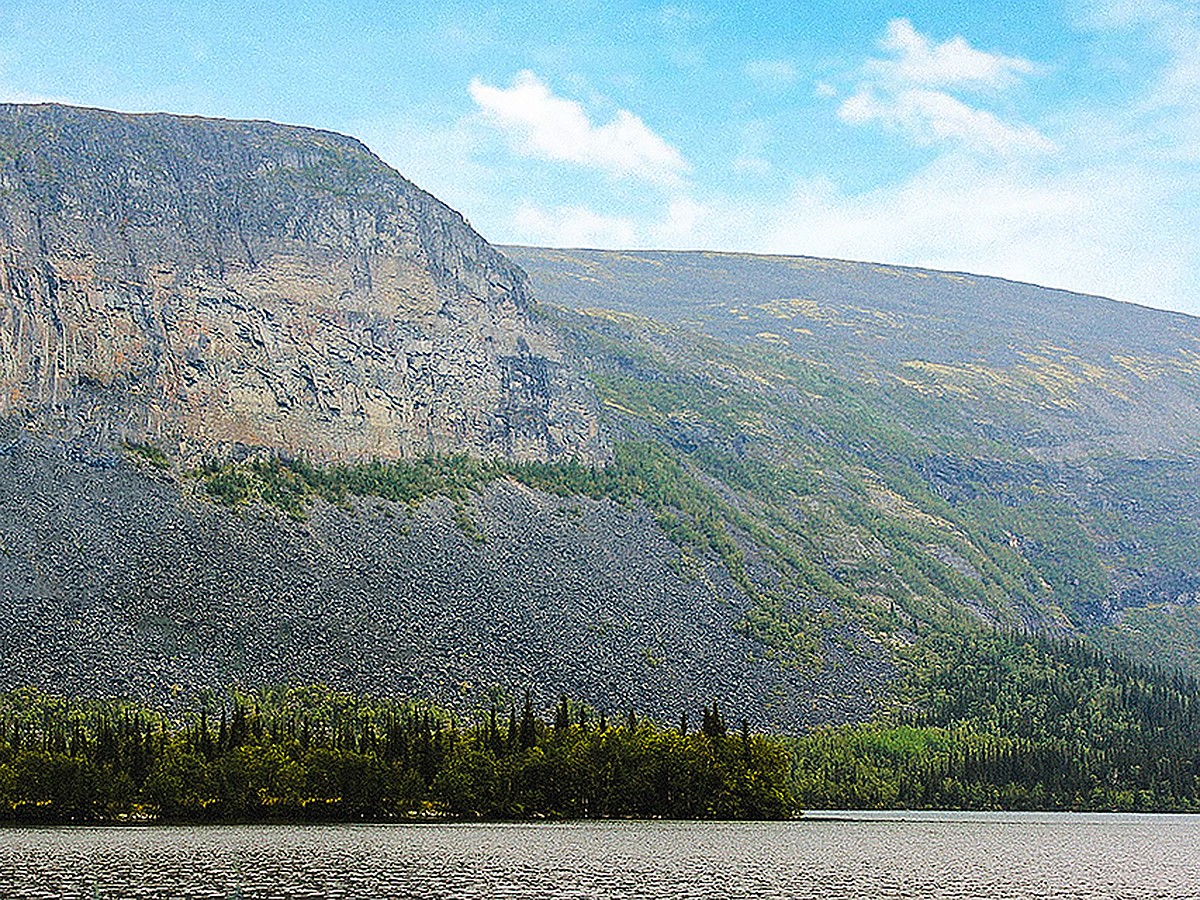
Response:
[[504, 246, 1200, 459]]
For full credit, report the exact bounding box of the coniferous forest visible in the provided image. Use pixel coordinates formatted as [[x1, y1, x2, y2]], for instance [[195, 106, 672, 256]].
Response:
[[4, 625, 1200, 823], [0, 687, 792, 824], [795, 629, 1200, 811]]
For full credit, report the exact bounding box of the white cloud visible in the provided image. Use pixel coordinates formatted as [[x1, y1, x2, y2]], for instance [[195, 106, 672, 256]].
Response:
[[751, 156, 1198, 312], [469, 70, 689, 186], [513, 202, 639, 248], [839, 87, 1057, 155], [511, 192, 709, 249], [760, 160, 1105, 268], [744, 59, 798, 90], [834, 20, 1051, 156], [872, 18, 1037, 90], [659, 195, 706, 242], [732, 119, 772, 174]]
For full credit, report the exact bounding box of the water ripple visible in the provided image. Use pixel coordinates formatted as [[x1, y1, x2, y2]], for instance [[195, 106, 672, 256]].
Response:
[[2, 813, 1198, 899]]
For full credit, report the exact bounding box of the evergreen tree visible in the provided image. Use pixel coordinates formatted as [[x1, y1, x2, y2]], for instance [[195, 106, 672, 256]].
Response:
[[519, 690, 537, 750]]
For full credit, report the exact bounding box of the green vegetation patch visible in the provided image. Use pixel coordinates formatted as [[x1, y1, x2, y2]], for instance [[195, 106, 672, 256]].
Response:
[[0, 686, 793, 824], [123, 441, 171, 470], [195, 453, 502, 518], [794, 628, 1200, 811]]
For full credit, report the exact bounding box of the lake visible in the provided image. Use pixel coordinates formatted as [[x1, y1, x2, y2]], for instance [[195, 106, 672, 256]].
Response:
[[2, 812, 1197, 898]]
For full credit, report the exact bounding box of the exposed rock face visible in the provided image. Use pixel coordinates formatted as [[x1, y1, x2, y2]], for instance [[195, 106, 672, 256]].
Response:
[[0, 104, 602, 461]]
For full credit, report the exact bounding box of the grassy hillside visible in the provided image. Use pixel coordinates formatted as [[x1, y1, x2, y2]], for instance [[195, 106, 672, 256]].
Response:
[[504, 247, 1200, 680], [507, 247, 1200, 460]]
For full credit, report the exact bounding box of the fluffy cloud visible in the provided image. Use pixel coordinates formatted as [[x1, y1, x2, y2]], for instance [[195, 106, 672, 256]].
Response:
[[512, 203, 639, 248], [837, 19, 1052, 156], [511, 194, 706, 249], [871, 18, 1037, 90], [839, 86, 1056, 155], [469, 70, 689, 185]]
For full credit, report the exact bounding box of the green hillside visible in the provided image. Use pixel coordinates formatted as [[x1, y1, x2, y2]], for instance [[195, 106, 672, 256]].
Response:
[[505, 247, 1200, 679]]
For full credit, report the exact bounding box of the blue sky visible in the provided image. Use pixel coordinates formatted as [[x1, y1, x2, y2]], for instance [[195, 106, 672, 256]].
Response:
[[1, 1, 1197, 314]]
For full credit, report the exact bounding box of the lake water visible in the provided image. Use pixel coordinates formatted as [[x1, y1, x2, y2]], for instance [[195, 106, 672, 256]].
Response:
[[2, 812, 1198, 899]]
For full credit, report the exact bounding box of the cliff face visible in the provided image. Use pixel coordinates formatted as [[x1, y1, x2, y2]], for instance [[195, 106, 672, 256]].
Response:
[[0, 104, 601, 461]]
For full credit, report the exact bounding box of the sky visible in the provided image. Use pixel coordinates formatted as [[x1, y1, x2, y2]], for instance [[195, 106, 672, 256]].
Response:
[[0, 1, 1197, 314]]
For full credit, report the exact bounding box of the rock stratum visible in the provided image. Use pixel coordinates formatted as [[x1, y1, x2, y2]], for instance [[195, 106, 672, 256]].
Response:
[[0, 104, 601, 461]]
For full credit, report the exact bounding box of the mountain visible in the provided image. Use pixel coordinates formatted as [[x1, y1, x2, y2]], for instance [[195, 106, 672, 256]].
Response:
[[0, 105, 887, 727], [504, 246, 1200, 674], [3, 104, 1200, 730], [0, 103, 600, 462], [503, 247, 1200, 459]]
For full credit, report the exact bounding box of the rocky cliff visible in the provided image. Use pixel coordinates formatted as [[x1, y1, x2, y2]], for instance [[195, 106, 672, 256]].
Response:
[[0, 105, 601, 461]]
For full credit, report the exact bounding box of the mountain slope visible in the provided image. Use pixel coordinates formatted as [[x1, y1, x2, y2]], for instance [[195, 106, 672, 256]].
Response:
[[3, 104, 1200, 729], [505, 246, 1200, 459], [507, 246, 1200, 675], [0, 431, 890, 729], [0, 105, 888, 728]]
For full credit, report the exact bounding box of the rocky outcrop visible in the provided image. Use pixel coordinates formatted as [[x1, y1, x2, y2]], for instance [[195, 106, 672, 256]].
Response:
[[0, 104, 602, 461]]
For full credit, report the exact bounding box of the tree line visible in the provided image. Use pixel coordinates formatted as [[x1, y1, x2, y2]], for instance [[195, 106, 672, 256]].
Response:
[[791, 628, 1200, 811], [6, 627, 1200, 822], [0, 688, 792, 824]]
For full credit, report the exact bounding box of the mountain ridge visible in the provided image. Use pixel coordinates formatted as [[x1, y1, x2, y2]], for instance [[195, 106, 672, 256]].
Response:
[[504, 244, 1200, 461], [4, 103, 1200, 725], [506, 242, 1171, 311]]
